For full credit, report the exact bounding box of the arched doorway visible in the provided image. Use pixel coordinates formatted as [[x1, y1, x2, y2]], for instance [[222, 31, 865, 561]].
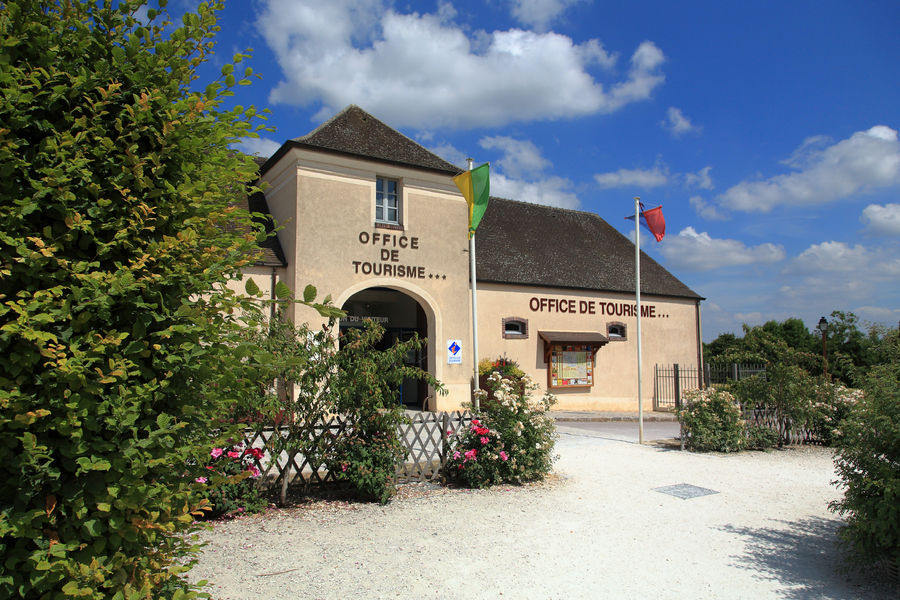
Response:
[[340, 287, 430, 409]]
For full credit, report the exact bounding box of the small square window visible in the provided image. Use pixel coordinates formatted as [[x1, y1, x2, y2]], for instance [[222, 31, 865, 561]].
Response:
[[376, 177, 400, 224]]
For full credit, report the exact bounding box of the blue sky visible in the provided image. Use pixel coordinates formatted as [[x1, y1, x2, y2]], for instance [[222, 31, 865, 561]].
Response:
[[174, 0, 899, 341]]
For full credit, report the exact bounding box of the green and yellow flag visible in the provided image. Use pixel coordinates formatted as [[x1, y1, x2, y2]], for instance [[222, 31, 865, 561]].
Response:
[[453, 163, 490, 237]]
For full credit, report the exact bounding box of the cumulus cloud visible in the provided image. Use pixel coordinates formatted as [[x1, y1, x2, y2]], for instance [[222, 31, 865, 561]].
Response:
[[491, 173, 580, 209], [510, 0, 583, 31], [685, 166, 713, 190], [717, 125, 900, 213], [480, 136, 551, 179], [594, 163, 669, 189], [235, 136, 282, 158], [473, 135, 578, 208], [256, 0, 664, 129], [689, 195, 728, 220], [861, 203, 900, 235], [662, 107, 700, 136], [779, 241, 900, 303], [658, 227, 785, 271]]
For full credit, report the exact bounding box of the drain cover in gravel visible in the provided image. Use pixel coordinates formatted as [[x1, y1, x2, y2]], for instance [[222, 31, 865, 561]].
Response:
[[654, 483, 719, 500]]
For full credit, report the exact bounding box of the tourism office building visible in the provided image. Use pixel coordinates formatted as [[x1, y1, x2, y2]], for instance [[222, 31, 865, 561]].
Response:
[[234, 106, 705, 413]]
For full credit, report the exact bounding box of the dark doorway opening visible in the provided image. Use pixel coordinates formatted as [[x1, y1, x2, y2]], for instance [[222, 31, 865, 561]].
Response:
[[340, 288, 429, 409]]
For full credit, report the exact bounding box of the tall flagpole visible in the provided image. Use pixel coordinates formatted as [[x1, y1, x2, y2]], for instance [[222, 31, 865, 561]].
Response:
[[634, 196, 644, 444], [468, 158, 481, 410]]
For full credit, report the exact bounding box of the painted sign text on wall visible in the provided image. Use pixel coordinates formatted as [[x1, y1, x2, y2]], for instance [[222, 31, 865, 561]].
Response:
[[351, 231, 433, 279], [529, 296, 665, 318]]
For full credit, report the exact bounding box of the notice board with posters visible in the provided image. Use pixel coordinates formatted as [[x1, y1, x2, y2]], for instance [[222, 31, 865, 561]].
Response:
[[548, 344, 595, 389]]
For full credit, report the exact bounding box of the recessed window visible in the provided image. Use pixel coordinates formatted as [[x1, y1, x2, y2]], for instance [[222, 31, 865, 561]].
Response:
[[502, 317, 528, 339], [376, 177, 400, 225], [607, 322, 627, 340]]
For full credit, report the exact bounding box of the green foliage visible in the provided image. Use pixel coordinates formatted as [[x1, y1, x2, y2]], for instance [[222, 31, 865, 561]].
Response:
[[744, 424, 780, 450], [326, 323, 442, 504], [0, 2, 331, 597], [445, 368, 557, 487], [677, 388, 745, 452], [243, 312, 442, 505], [830, 330, 900, 569]]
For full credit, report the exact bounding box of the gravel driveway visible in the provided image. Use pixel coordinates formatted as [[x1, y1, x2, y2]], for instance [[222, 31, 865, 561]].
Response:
[[188, 425, 893, 599]]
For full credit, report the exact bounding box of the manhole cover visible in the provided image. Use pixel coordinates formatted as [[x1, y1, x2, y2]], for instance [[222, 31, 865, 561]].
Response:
[[654, 483, 719, 500]]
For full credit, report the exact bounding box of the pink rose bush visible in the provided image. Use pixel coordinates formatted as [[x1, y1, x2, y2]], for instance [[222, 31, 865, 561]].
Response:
[[444, 360, 558, 488], [194, 443, 268, 519]]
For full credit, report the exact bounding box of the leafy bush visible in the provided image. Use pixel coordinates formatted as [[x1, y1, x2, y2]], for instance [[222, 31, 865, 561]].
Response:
[[677, 388, 745, 452], [744, 424, 780, 450], [0, 2, 294, 597], [830, 330, 900, 570], [445, 368, 557, 487], [194, 444, 267, 520]]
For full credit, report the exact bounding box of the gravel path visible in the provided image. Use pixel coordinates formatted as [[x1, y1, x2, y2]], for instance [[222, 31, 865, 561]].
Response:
[[187, 426, 893, 599]]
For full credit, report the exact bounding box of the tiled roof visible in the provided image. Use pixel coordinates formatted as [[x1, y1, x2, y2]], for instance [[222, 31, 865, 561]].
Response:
[[260, 105, 463, 176], [476, 197, 702, 300]]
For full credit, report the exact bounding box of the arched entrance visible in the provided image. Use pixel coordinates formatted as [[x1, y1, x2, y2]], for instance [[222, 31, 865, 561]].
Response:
[[340, 287, 430, 409]]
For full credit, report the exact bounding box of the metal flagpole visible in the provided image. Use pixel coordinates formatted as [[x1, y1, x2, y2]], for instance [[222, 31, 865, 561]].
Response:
[[634, 196, 644, 444], [468, 158, 481, 410]]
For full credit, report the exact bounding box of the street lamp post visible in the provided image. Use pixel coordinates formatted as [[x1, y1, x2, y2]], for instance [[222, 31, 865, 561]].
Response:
[[818, 316, 828, 379]]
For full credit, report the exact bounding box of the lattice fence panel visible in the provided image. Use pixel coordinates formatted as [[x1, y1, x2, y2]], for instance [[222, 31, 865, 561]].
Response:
[[238, 410, 475, 492]]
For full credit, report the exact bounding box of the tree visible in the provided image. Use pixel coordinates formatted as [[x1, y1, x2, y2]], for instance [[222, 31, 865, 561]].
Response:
[[0, 2, 329, 597]]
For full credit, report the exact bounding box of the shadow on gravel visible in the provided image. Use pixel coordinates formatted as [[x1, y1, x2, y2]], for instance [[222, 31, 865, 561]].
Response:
[[721, 517, 895, 599]]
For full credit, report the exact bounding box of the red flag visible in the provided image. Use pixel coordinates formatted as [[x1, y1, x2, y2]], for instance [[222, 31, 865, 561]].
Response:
[[625, 203, 666, 242]]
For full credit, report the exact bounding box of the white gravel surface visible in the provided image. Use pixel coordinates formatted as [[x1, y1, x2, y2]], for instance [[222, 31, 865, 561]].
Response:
[[188, 426, 894, 599]]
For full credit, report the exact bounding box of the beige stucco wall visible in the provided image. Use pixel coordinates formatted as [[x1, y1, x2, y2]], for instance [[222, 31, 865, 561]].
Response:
[[262, 148, 475, 410], [477, 283, 702, 411]]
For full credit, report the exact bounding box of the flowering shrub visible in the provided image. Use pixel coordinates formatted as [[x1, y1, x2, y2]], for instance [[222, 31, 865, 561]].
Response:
[[445, 367, 557, 488], [195, 444, 267, 519], [443, 418, 509, 488], [677, 388, 745, 452], [810, 380, 863, 446]]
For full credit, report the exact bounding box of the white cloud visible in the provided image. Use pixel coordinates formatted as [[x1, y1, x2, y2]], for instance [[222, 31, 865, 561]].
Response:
[[256, 0, 664, 130], [491, 173, 579, 209], [689, 195, 728, 220], [779, 241, 900, 303], [785, 241, 900, 276], [509, 0, 583, 31], [718, 125, 900, 213], [235, 136, 282, 158], [685, 166, 713, 190], [658, 227, 785, 271], [594, 163, 669, 189], [662, 106, 700, 136], [861, 203, 900, 235], [480, 136, 551, 179], [472, 135, 578, 208]]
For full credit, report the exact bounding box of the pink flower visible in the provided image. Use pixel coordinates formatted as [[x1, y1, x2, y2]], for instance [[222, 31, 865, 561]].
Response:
[[453, 451, 461, 460], [246, 447, 264, 460], [247, 465, 261, 478], [500, 451, 508, 462], [480, 436, 489, 445], [195, 477, 208, 484], [472, 418, 480, 426], [210, 448, 223, 458], [341, 463, 348, 472], [464, 448, 477, 461], [227, 450, 240, 459], [205, 465, 214, 470]]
